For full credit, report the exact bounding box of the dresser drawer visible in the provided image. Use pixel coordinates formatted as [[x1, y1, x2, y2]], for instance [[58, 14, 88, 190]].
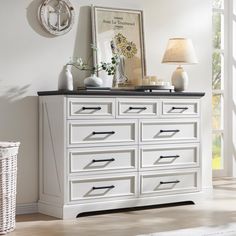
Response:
[[68, 147, 137, 174], [69, 174, 136, 202], [67, 98, 115, 119], [140, 170, 199, 196], [68, 120, 137, 147], [161, 99, 199, 117], [140, 119, 199, 143], [117, 99, 158, 118], [140, 144, 199, 170]]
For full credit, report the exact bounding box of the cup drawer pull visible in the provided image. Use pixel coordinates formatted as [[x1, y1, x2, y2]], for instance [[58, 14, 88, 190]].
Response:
[[92, 131, 115, 135], [171, 107, 188, 110], [129, 107, 147, 110], [160, 180, 180, 185], [92, 185, 115, 190], [92, 158, 115, 163], [82, 107, 102, 110], [160, 155, 180, 159], [160, 129, 180, 133]]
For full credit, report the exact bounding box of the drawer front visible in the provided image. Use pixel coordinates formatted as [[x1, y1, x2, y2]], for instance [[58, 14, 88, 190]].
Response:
[[161, 99, 199, 117], [67, 98, 115, 119], [140, 119, 199, 143], [140, 144, 199, 170], [117, 99, 158, 118], [140, 170, 199, 196], [69, 175, 136, 201], [68, 147, 137, 174], [68, 120, 137, 146]]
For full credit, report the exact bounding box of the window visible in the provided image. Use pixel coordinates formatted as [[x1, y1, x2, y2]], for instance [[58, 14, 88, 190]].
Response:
[[212, 0, 225, 172]]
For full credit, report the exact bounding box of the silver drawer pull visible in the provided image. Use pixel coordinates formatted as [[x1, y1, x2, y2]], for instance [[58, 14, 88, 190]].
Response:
[[92, 158, 115, 163], [160, 180, 180, 185], [171, 107, 188, 110], [92, 185, 115, 190], [129, 107, 147, 110], [82, 107, 101, 110], [160, 155, 180, 159], [92, 131, 115, 135], [160, 129, 180, 133]]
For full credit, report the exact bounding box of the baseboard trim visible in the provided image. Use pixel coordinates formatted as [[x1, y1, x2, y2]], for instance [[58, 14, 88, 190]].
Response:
[[16, 203, 39, 215]]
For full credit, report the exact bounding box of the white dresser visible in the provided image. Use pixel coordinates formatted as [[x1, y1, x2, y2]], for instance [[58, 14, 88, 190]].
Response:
[[38, 91, 204, 219]]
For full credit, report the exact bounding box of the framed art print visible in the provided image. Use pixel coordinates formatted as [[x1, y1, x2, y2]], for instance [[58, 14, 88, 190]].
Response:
[[92, 6, 146, 86]]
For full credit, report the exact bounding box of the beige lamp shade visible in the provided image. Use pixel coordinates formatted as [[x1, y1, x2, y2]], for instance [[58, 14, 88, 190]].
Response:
[[162, 38, 198, 64]]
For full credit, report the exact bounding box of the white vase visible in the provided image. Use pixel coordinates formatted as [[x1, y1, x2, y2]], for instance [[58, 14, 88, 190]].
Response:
[[84, 74, 103, 87], [58, 65, 73, 91]]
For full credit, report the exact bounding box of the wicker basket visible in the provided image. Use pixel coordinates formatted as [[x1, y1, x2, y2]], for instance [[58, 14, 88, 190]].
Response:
[[0, 142, 20, 235]]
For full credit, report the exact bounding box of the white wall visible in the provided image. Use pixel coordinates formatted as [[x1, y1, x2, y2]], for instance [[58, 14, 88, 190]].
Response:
[[0, 0, 212, 206]]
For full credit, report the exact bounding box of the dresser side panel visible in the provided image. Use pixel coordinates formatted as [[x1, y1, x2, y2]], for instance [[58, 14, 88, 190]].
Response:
[[39, 96, 66, 205]]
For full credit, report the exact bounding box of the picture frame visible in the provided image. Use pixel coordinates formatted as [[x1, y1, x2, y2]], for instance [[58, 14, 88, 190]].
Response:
[[91, 6, 146, 87]]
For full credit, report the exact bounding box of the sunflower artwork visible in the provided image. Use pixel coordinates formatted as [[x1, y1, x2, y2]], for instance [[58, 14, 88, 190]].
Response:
[[115, 33, 138, 58], [111, 33, 138, 86]]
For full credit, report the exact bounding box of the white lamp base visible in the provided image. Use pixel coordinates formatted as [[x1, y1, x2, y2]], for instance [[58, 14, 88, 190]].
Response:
[[171, 66, 188, 92]]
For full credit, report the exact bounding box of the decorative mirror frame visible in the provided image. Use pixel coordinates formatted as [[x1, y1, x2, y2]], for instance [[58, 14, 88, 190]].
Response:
[[38, 0, 75, 36]]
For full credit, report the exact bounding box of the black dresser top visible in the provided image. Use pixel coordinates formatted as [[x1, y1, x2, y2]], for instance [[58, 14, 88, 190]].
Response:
[[38, 89, 205, 97]]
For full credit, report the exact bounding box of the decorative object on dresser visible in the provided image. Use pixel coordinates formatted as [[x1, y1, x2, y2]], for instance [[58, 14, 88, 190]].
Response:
[[58, 65, 73, 91], [67, 44, 119, 88], [143, 76, 167, 86], [140, 76, 174, 91], [162, 38, 198, 92], [38, 90, 204, 219], [91, 6, 146, 87], [134, 85, 174, 92], [83, 73, 103, 87], [38, 0, 75, 36]]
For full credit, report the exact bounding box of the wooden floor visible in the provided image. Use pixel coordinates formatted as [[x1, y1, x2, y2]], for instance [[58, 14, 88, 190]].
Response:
[[8, 178, 236, 236]]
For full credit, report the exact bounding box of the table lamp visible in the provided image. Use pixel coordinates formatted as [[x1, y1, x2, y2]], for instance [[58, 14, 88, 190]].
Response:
[[162, 38, 198, 91]]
